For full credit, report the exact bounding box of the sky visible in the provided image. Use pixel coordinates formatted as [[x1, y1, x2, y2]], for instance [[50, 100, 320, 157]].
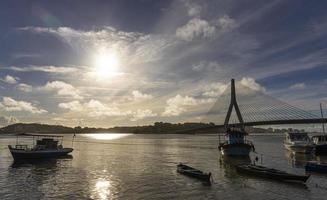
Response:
[[0, 0, 326, 128]]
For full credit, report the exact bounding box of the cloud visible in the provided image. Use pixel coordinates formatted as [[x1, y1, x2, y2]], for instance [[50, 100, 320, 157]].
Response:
[[58, 100, 83, 111], [203, 82, 228, 97], [162, 94, 213, 116], [176, 18, 216, 41], [176, 15, 238, 41], [1, 75, 19, 84], [0, 116, 19, 127], [183, 1, 202, 17], [16, 83, 33, 92], [290, 83, 306, 90], [0, 97, 47, 114], [8, 66, 78, 73], [239, 77, 266, 93], [42, 81, 83, 99], [131, 109, 157, 121], [131, 90, 153, 101], [192, 61, 223, 72], [215, 15, 238, 31]]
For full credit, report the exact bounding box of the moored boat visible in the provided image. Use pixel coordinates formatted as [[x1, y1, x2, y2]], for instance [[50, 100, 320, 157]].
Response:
[[177, 163, 211, 183], [8, 135, 73, 160], [305, 161, 327, 173], [218, 128, 254, 156], [312, 135, 327, 155], [284, 132, 314, 154], [236, 164, 310, 183]]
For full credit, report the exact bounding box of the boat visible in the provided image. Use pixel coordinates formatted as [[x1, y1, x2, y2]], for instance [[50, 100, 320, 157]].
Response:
[[8, 134, 73, 160], [312, 135, 327, 155], [284, 132, 314, 154], [305, 161, 327, 173], [236, 164, 310, 183], [218, 128, 255, 156], [177, 163, 211, 183], [312, 103, 327, 155]]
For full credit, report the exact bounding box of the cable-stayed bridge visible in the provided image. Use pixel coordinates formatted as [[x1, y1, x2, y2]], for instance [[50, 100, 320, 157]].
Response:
[[197, 79, 326, 131]]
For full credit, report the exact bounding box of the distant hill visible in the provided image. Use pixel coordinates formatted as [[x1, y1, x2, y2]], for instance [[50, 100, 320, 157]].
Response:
[[0, 122, 298, 135]]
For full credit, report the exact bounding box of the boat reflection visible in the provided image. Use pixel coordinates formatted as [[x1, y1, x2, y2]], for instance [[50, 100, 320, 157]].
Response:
[[84, 133, 131, 140], [219, 155, 251, 178], [285, 150, 314, 168]]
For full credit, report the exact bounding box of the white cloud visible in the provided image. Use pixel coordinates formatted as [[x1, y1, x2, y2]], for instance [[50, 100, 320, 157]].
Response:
[[0, 97, 47, 114], [131, 90, 153, 101], [192, 61, 223, 72], [59, 100, 83, 111], [203, 82, 228, 97], [8, 66, 78, 74], [16, 83, 33, 92], [176, 18, 216, 41], [131, 109, 157, 121], [184, 1, 202, 17], [1, 75, 19, 84], [162, 94, 213, 116], [0, 116, 19, 127], [43, 81, 83, 99], [239, 77, 266, 93], [216, 15, 238, 31], [290, 83, 306, 90]]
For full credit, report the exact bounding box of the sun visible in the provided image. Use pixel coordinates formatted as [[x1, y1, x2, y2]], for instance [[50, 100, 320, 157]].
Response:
[[93, 51, 121, 79]]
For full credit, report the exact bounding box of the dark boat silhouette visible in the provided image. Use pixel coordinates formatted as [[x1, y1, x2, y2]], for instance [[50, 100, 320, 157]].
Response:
[[177, 163, 211, 183], [8, 134, 73, 160], [236, 164, 310, 183]]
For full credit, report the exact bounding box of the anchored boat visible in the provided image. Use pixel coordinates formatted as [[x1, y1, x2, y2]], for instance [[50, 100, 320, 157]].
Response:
[[305, 162, 327, 173], [8, 135, 73, 160], [218, 128, 255, 156], [284, 132, 314, 154], [177, 163, 211, 183], [312, 135, 327, 155], [236, 164, 310, 183]]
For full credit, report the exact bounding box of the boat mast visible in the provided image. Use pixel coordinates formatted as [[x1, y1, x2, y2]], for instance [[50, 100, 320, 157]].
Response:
[[320, 103, 326, 135]]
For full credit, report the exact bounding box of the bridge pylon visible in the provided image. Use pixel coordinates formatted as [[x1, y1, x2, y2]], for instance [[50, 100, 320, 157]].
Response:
[[224, 79, 245, 131]]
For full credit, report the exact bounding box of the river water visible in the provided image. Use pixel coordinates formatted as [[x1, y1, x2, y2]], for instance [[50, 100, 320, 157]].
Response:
[[0, 134, 326, 200]]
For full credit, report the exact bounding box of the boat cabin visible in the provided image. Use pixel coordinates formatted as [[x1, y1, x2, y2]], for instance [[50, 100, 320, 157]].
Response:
[[312, 135, 327, 145], [226, 128, 246, 144], [286, 132, 310, 142]]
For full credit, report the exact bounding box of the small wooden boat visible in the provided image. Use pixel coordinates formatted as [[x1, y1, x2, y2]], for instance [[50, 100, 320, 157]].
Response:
[[236, 164, 310, 183], [177, 163, 211, 183], [305, 162, 327, 173]]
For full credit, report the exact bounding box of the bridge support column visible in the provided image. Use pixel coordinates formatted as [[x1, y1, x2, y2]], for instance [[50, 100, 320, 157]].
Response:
[[224, 79, 245, 131]]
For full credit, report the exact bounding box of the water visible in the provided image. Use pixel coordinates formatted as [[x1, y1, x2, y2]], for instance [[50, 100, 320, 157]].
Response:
[[0, 134, 327, 200]]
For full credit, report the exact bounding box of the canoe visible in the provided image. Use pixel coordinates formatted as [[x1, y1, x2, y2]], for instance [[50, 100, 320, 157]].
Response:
[[305, 162, 327, 173], [236, 164, 310, 183], [177, 163, 211, 182]]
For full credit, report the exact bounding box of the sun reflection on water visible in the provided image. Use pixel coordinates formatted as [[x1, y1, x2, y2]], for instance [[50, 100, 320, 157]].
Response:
[[94, 179, 111, 200], [84, 133, 131, 140]]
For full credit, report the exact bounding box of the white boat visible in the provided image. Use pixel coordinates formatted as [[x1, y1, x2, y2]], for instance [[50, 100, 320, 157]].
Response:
[[218, 128, 255, 156], [284, 132, 314, 154]]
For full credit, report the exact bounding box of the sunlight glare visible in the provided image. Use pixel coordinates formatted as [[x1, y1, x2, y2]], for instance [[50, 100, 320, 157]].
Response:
[[84, 133, 131, 140], [94, 51, 121, 79]]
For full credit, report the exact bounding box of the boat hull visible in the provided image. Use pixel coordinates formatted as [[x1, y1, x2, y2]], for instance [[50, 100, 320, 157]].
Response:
[[236, 164, 310, 183], [306, 162, 327, 173], [219, 143, 252, 156], [177, 164, 211, 182], [284, 143, 314, 154], [315, 144, 327, 155], [9, 148, 73, 160]]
